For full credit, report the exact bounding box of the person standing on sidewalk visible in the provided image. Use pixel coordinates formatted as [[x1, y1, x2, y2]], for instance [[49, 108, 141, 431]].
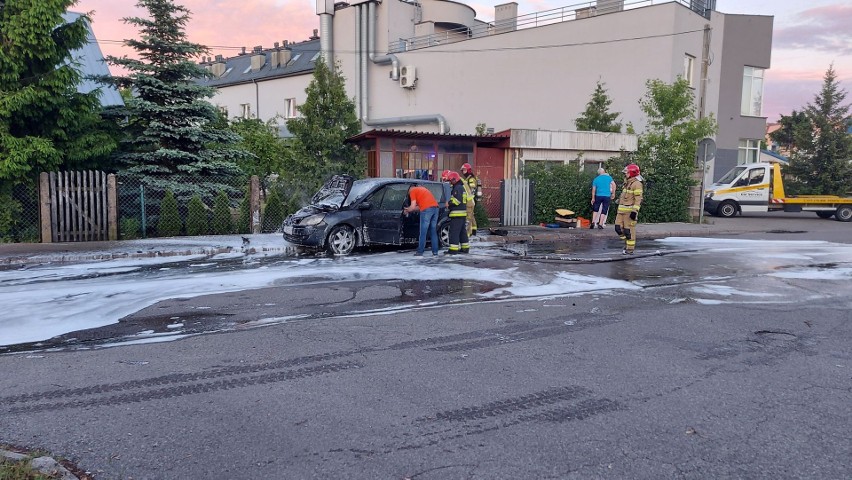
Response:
[[445, 172, 470, 255], [461, 163, 480, 236], [614, 163, 643, 255], [403, 184, 440, 257], [590, 167, 616, 229]]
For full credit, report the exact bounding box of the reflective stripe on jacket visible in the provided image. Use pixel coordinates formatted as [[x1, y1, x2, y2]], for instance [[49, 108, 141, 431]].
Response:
[[617, 177, 643, 212], [449, 182, 468, 217]]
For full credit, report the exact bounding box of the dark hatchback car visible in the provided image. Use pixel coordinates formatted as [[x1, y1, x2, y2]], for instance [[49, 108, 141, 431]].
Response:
[[282, 175, 451, 255]]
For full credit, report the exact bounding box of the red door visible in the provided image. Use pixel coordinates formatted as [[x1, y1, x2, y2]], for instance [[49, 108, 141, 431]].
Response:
[[475, 147, 505, 220]]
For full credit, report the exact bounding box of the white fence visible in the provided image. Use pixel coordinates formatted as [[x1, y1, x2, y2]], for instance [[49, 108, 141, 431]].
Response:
[[501, 178, 533, 226]]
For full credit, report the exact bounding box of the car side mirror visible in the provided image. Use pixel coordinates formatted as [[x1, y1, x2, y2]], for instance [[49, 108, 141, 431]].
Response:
[[357, 202, 372, 210]]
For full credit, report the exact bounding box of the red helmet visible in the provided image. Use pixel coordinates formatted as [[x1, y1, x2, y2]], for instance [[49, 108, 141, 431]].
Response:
[[623, 163, 640, 178], [461, 163, 473, 174], [447, 171, 461, 183], [441, 169, 451, 181]]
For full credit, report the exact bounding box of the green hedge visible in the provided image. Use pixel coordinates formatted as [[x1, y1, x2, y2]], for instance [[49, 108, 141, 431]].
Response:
[[525, 163, 597, 224]]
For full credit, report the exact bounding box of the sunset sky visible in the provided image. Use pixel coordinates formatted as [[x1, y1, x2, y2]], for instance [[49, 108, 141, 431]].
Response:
[[73, 0, 852, 122]]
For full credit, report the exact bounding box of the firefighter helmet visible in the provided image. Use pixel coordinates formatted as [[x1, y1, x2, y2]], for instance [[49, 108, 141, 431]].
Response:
[[447, 171, 461, 183], [461, 163, 473, 174], [441, 169, 451, 181], [623, 163, 640, 178]]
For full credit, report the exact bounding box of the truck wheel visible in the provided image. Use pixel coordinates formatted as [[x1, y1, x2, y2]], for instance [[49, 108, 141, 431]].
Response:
[[816, 211, 834, 219], [717, 201, 738, 218], [835, 205, 852, 222], [326, 225, 356, 255]]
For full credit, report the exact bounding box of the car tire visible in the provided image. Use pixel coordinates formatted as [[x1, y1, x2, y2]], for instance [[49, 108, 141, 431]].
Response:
[[326, 225, 356, 255], [835, 205, 852, 222], [717, 201, 738, 218], [816, 211, 834, 219], [439, 222, 450, 247]]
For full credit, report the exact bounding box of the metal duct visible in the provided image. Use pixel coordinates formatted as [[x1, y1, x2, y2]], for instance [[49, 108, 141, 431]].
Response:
[[367, 1, 399, 81], [358, 1, 449, 133], [319, 13, 333, 68]]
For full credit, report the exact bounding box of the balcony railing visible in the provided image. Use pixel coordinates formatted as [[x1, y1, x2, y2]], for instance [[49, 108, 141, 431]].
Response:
[[388, 0, 714, 53]]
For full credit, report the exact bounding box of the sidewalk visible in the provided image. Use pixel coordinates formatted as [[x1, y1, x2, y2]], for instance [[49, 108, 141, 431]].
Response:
[[1, 213, 848, 267]]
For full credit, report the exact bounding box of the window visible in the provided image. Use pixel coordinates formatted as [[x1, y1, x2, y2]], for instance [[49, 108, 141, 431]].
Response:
[[738, 139, 760, 165], [748, 168, 765, 185], [684, 54, 695, 87], [285, 98, 297, 118], [366, 151, 378, 178], [741, 66, 764, 116], [217, 105, 228, 118], [310, 51, 321, 63], [395, 151, 434, 180], [240, 103, 251, 119], [286, 53, 302, 66]]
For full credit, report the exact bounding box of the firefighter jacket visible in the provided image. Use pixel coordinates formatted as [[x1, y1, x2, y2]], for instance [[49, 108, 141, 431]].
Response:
[[617, 176, 643, 213], [448, 182, 469, 217], [464, 174, 479, 205]]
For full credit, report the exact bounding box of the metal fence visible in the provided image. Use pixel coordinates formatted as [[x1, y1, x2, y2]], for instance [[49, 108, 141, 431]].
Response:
[[1, 182, 41, 243]]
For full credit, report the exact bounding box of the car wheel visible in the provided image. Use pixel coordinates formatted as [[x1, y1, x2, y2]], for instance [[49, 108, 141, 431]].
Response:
[[816, 211, 834, 219], [717, 201, 738, 218], [835, 205, 852, 222], [439, 223, 450, 247], [326, 225, 356, 255]]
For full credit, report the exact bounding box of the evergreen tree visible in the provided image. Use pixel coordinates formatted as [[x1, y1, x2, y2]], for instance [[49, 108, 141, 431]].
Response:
[[286, 59, 363, 194], [185, 194, 207, 235], [786, 66, 852, 195], [157, 189, 182, 236], [769, 110, 809, 154], [236, 194, 251, 234], [212, 190, 233, 235], [632, 78, 717, 222], [1, 0, 117, 231], [262, 189, 285, 233], [103, 0, 247, 201], [575, 81, 622, 133]]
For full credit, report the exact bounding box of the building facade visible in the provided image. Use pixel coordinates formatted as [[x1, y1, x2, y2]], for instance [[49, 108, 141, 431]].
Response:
[[202, 0, 772, 181]]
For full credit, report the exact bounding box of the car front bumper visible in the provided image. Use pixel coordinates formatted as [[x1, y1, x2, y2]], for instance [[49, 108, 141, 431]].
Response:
[[282, 222, 328, 248]]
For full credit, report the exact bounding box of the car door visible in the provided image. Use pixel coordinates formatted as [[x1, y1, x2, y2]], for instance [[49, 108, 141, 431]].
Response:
[[359, 184, 408, 245], [740, 166, 770, 213]]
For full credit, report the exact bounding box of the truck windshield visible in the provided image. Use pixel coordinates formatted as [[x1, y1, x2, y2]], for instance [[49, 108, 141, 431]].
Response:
[[718, 166, 747, 185]]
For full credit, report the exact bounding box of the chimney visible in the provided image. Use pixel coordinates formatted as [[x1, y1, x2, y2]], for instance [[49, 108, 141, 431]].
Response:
[[494, 2, 518, 34], [250, 47, 266, 72], [283, 40, 289, 47], [211, 55, 226, 77], [310, 29, 319, 40], [240, 46, 247, 55], [274, 42, 280, 48]]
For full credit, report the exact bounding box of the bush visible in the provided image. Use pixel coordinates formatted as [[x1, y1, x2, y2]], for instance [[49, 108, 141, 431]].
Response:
[[474, 201, 490, 230], [157, 189, 182, 236], [186, 195, 208, 236], [120, 217, 141, 239], [236, 191, 251, 234], [212, 190, 233, 235], [262, 189, 285, 233], [525, 163, 596, 224]]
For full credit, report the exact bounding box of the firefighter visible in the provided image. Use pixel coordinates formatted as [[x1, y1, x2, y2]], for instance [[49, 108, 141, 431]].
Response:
[[615, 163, 643, 255], [445, 171, 470, 254], [439, 169, 452, 211], [461, 163, 480, 236]]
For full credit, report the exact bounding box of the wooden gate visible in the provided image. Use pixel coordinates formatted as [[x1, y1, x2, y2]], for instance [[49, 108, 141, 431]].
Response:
[[501, 178, 533, 226], [39, 171, 118, 242]]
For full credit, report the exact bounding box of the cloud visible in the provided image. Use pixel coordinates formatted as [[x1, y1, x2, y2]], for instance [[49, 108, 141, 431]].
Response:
[[774, 5, 852, 55]]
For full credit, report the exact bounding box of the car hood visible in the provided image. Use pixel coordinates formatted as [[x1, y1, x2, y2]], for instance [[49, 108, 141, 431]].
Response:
[[310, 174, 353, 209]]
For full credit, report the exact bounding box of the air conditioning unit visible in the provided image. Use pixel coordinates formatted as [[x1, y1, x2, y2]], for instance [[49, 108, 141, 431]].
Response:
[[400, 65, 417, 88]]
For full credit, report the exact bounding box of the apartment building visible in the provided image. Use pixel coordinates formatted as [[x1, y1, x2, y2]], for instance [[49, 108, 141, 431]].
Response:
[[201, 0, 772, 181]]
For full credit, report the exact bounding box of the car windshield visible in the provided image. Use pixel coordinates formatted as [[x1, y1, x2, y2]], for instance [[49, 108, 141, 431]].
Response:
[[717, 166, 747, 185], [342, 181, 376, 207]]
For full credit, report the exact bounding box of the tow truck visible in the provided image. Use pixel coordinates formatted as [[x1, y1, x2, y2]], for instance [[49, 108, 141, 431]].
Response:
[[704, 162, 852, 222]]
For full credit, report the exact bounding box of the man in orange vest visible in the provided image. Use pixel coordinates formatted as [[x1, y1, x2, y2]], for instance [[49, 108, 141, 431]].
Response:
[[403, 184, 440, 256]]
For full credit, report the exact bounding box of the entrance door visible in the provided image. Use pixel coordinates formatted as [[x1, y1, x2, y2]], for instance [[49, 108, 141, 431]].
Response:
[[475, 147, 505, 219]]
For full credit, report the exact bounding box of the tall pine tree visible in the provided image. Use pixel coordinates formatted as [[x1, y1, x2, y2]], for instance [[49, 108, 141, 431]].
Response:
[[103, 0, 247, 202], [786, 65, 852, 195], [575, 81, 622, 133], [286, 58, 363, 193]]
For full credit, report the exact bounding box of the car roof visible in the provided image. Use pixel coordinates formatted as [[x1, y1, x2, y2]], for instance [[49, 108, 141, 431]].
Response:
[[354, 177, 441, 187]]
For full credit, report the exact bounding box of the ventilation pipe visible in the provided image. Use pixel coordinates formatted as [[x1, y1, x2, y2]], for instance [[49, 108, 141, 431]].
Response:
[[317, 0, 334, 69], [356, 1, 449, 133]]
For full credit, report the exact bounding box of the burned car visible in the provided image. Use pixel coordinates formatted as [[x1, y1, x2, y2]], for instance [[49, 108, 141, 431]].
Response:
[[282, 175, 451, 255]]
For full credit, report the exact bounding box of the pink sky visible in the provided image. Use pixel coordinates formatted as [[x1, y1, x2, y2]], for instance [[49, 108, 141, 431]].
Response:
[[74, 0, 851, 122]]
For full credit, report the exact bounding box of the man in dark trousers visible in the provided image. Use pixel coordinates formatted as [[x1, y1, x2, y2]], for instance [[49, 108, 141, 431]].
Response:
[[445, 171, 470, 255]]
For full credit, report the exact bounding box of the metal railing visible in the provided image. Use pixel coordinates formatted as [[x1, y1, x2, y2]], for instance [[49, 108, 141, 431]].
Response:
[[389, 0, 714, 53]]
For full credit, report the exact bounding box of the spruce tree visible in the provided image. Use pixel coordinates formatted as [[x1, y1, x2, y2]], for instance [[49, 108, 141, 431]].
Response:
[[103, 0, 247, 203], [212, 190, 233, 235], [575, 81, 622, 133], [157, 189, 182, 236], [786, 66, 852, 195], [262, 189, 285, 233], [185, 194, 207, 236], [286, 59, 363, 194]]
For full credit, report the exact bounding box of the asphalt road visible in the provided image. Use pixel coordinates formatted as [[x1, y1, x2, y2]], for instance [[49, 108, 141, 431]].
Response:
[[1, 215, 850, 479]]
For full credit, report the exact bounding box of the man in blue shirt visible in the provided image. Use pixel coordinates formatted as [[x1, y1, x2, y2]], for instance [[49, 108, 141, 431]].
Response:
[[590, 167, 616, 229]]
